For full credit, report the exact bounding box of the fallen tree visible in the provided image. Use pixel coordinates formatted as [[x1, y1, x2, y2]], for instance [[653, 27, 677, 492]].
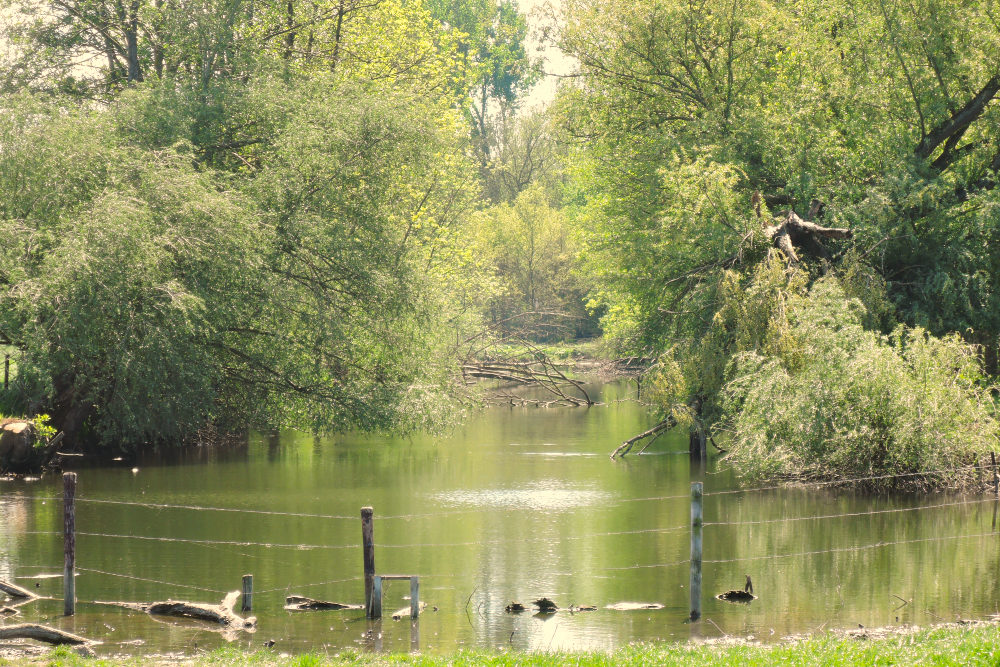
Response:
[[97, 591, 255, 629], [0, 623, 89, 645]]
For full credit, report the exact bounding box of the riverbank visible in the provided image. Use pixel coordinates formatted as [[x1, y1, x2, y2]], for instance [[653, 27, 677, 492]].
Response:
[[33, 621, 1000, 666]]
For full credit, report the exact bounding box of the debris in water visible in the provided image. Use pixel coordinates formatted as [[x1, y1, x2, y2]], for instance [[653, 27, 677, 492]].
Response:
[[533, 598, 558, 613], [605, 602, 665, 611]]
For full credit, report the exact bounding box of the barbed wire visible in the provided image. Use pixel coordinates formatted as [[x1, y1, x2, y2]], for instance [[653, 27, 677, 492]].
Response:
[[256, 576, 363, 595], [75, 567, 227, 594], [705, 497, 997, 526], [703, 530, 998, 564], [75, 531, 355, 550]]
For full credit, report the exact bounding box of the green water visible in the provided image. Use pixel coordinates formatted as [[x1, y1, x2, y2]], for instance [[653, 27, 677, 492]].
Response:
[[0, 381, 998, 656]]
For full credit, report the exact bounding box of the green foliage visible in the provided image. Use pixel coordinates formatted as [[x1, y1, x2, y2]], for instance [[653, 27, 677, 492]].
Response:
[[467, 186, 597, 339], [721, 278, 999, 490]]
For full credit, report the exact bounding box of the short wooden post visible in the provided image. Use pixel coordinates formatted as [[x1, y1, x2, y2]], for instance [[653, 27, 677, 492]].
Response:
[[361, 507, 376, 617], [63, 472, 77, 616], [689, 481, 703, 622], [371, 575, 383, 619], [241, 574, 253, 613], [410, 576, 419, 619]]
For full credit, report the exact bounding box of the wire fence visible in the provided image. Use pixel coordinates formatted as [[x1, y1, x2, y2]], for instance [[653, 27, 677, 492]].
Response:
[[5, 465, 999, 616]]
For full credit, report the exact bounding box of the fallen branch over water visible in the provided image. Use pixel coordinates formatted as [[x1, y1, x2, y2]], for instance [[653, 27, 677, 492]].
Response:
[[610, 416, 677, 459]]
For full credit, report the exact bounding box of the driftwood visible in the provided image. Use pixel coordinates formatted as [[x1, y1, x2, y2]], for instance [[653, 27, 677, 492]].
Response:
[[0, 579, 37, 599], [460, 333, 594, 408], [390, 601, 426, 620], [0, 623, 89, 645], [605, 602, 665, 611], [283, 596, 364, 611], [98, 591, 255, 629]]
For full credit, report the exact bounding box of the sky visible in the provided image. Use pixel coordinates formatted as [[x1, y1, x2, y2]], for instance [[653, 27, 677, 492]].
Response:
[[516, 0, 577, 109]]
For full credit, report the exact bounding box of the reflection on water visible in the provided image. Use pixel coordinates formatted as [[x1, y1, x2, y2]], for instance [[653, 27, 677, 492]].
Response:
[[0, 379, 997, 657]]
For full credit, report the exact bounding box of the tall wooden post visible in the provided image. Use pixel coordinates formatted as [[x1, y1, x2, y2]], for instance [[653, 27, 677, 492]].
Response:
[[241, 574, 253, 613], [689, 481, 703, 622], [361, 507, 376, 617], [3, 355, 8, 390], [63, 472, 77, 616]]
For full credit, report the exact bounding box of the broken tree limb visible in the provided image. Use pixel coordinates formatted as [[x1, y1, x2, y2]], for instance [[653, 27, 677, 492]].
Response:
[[96, 591, 256, 628], [0, 579, 37, 599], [610, 416, 677, 459], [763, 210, 852, 264], [284, 596, 364, 611], [0, 623, 89, 645]]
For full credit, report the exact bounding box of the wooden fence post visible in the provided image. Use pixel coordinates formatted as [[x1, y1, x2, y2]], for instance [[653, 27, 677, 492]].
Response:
[[63, 472, 77, 616], [410, 576, 419, 619], [371, 575, 383, 619], [241, 574, 253, 613], [361, 507, 375, 617], [3, 355, 8, 390], [690, 481, 703, 622]]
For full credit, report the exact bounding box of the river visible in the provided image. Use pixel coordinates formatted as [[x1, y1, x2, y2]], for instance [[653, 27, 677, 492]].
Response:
[[0, 380, 997, 656]]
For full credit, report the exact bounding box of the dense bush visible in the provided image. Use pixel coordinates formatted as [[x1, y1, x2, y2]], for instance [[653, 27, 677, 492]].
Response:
[[720, 278, 999, 491]]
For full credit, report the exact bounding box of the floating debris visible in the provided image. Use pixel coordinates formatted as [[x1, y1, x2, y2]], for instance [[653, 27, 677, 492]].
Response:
[[716, 590, 757, 603], [605, 602, 664, 611], [533, 598, 558, 613]]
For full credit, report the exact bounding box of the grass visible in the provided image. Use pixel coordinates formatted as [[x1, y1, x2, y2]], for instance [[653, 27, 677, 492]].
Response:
[[28, 622, 1000, 667]]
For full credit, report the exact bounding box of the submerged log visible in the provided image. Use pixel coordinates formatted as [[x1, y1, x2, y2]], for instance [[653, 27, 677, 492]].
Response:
[[284, 596, 364, 611], [98, 591, 256, 628], [0, 623, 89, 645], [391, 601, 427, 620], [0, 579, 37, 599], [605, 602, 665, 611]]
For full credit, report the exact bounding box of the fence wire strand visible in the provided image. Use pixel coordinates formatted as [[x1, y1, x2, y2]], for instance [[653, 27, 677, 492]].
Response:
[[705, 496, 997, 526], [76, 567, 227, 594]]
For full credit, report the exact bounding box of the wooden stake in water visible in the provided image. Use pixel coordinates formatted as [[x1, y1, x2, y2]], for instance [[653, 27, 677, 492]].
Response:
[[371, 575, 383, 619], [689, 481, 703, 622], [410, 576, 420, 619], [241, 574, 253, 613], [63, 472, 77, 616], [361, 507, 376, 617]]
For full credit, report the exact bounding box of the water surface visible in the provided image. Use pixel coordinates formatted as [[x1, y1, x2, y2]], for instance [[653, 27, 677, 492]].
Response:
[[0, 381, 997, 656]]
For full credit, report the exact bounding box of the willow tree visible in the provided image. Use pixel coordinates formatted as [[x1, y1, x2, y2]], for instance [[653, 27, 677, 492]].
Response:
[[556, 0, 1000, 485]]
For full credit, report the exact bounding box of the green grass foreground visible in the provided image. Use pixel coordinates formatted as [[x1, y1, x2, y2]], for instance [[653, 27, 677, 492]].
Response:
[[30, 623, 1000, 667]]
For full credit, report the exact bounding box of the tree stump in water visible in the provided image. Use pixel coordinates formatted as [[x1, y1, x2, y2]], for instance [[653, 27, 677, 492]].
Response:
[[284, 596, 364, 611], [0, 420, 64, 473], [716, 590, 757, 602]]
